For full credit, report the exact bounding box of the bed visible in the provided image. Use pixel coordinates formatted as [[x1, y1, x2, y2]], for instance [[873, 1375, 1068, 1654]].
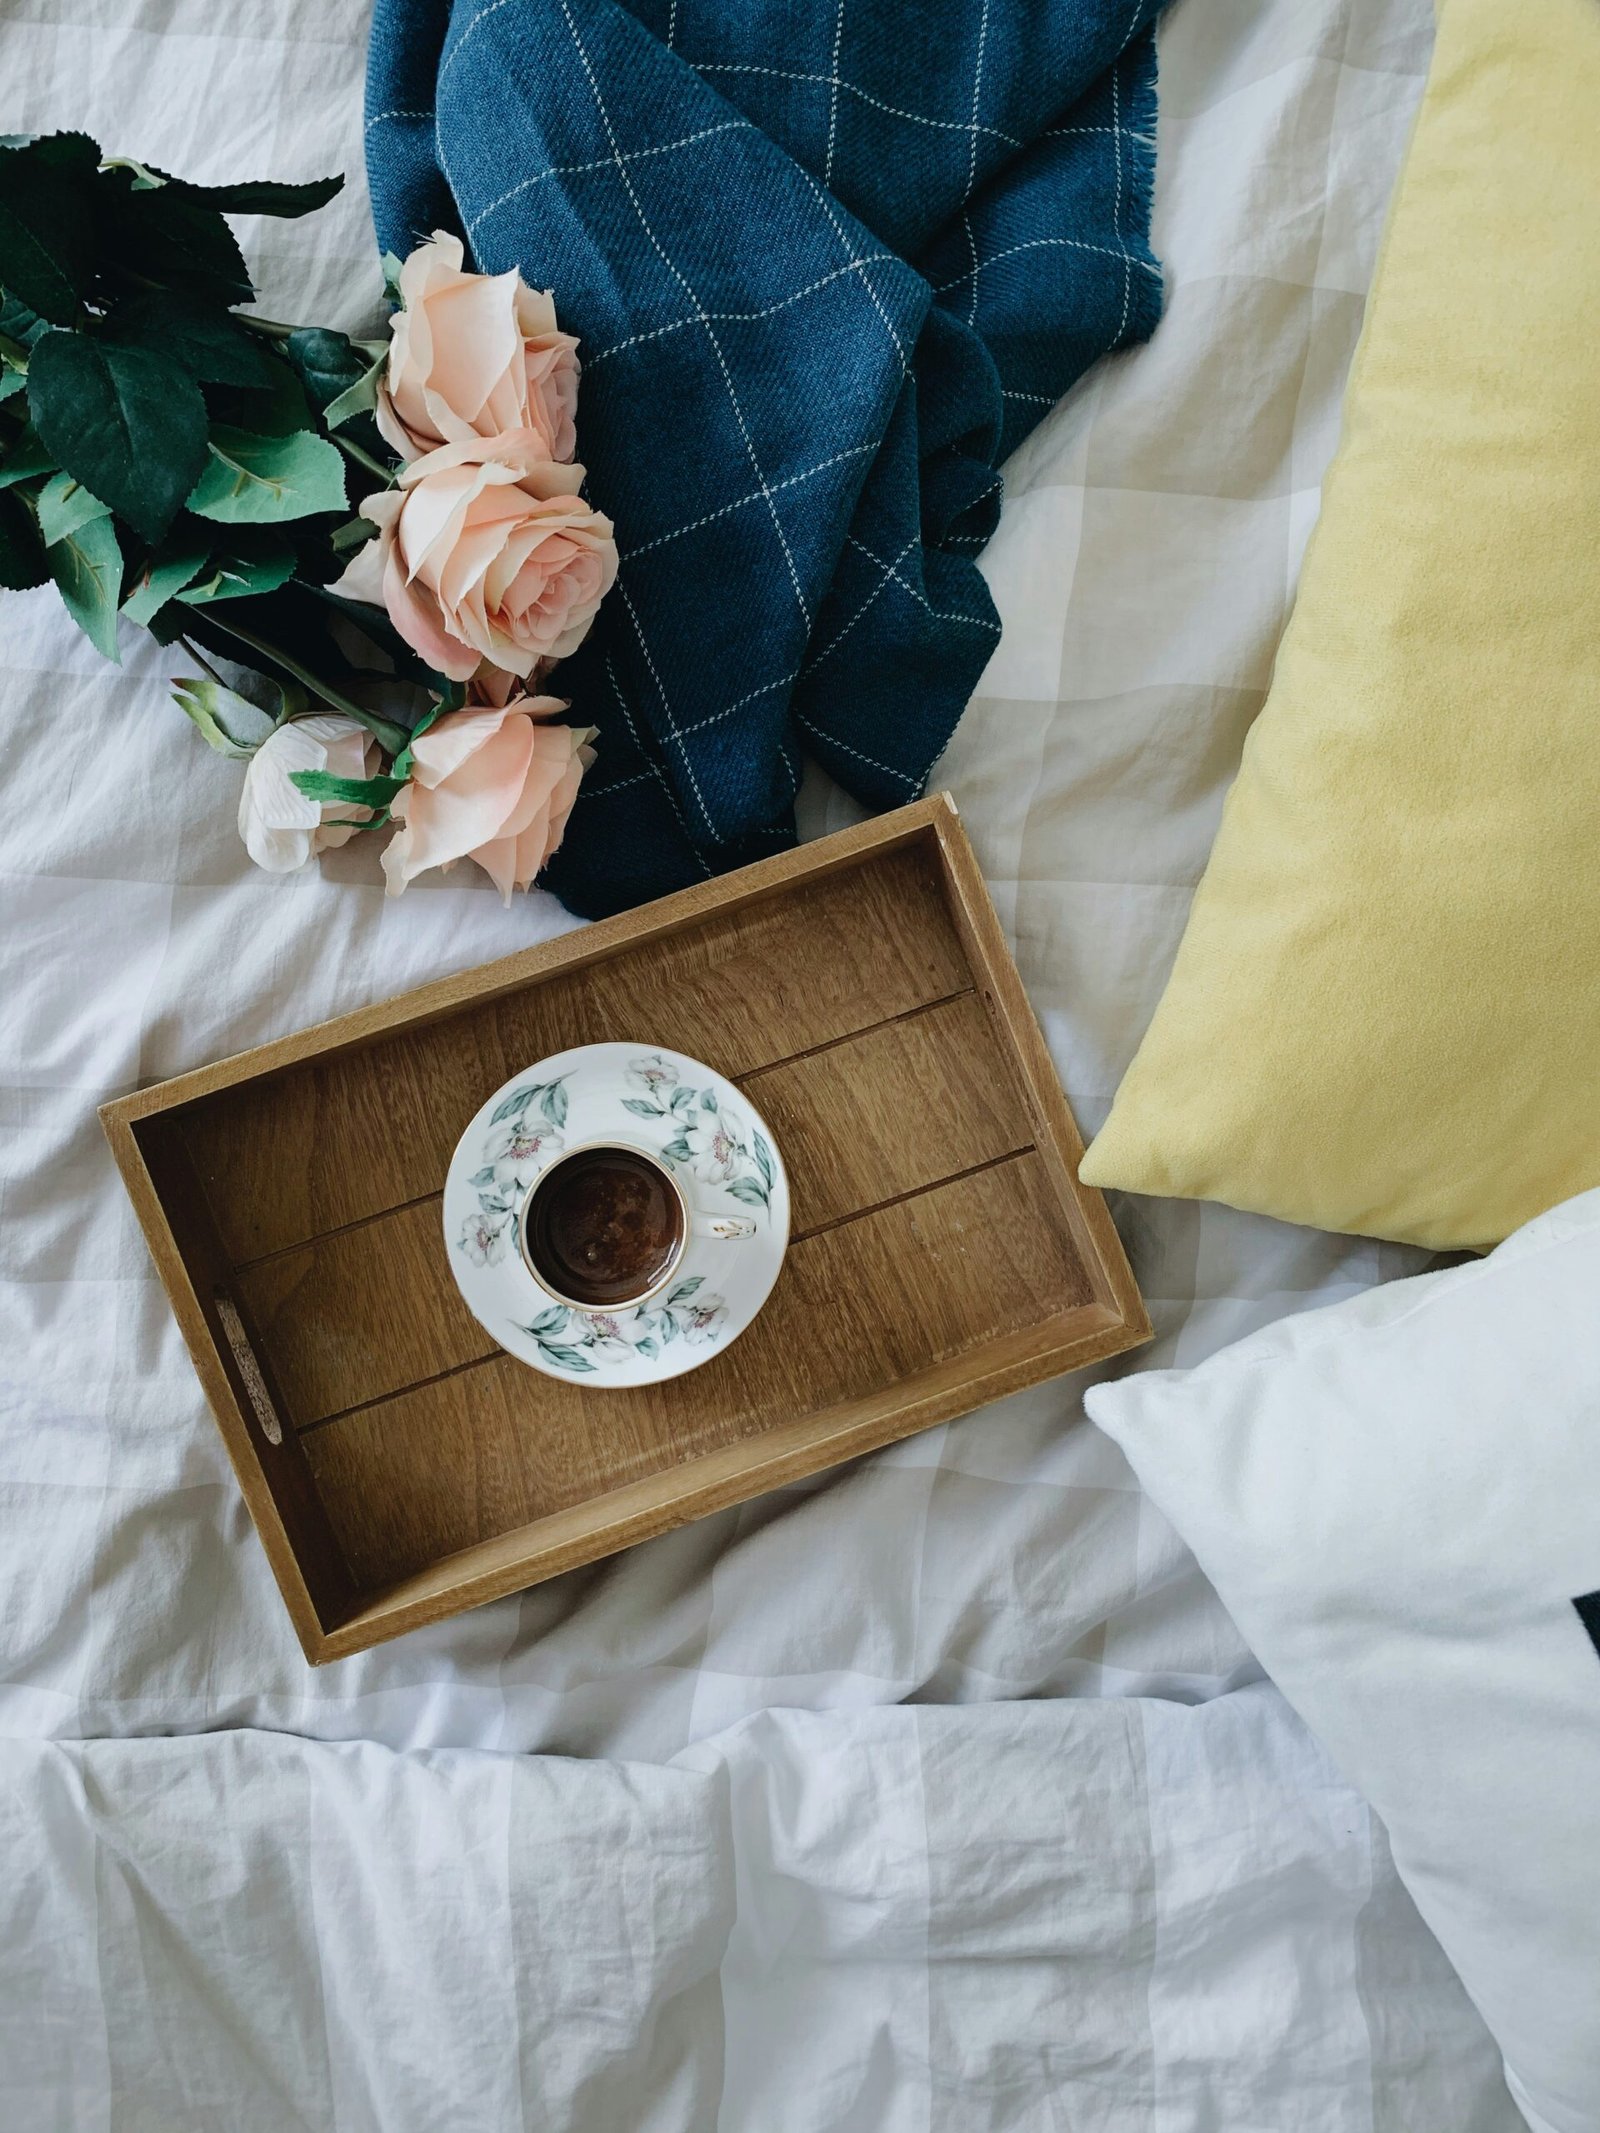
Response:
[[0, 0, 1523, 2124]]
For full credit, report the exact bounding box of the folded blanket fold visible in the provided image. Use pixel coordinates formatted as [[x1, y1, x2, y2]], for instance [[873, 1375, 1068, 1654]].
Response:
[[366, 0, 1166, 916]]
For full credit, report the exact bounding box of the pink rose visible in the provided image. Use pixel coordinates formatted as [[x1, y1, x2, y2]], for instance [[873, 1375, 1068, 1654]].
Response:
[[376, 232, 580, 465], [333, 432, 618, 683], [382, 695, 596, 900]]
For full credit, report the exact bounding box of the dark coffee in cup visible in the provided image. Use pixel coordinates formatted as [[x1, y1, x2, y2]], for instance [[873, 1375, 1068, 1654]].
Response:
[[521, 1144, 685, 1307]]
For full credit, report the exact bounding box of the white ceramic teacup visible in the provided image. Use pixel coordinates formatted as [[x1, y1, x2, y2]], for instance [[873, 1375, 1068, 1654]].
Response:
[[518, 1136, 755, 1311]]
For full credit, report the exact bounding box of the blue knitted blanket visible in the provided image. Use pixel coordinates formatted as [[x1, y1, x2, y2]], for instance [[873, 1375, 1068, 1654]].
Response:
[[366, 0, 1165, 917]]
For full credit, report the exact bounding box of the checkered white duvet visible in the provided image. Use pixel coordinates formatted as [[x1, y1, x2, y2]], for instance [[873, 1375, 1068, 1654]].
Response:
[[0, 0, 1521, 2124]]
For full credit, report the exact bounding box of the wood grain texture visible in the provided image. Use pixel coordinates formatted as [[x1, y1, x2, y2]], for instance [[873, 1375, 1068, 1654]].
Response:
[[100, 796, 1151, 1661], [304, 1152, 1094, 1587], [745, 990, 1030, 1236], [183, 842, 967, 1264], [238, 991, 1038, 1430]]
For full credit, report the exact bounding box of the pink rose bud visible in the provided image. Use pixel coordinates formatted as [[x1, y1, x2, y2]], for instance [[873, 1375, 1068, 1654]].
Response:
[[376, 232, 581, 465]]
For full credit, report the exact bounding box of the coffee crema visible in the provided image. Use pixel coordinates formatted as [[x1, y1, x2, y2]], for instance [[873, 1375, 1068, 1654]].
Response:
[[522, 1146, 684, 1307]]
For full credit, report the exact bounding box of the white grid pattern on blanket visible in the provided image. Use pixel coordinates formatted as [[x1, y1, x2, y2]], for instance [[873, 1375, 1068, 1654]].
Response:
[[0, 1, 1521, 2126]]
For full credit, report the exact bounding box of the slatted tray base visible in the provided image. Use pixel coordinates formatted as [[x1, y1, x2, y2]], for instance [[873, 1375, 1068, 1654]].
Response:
[[103, 796, 1148, 1660]]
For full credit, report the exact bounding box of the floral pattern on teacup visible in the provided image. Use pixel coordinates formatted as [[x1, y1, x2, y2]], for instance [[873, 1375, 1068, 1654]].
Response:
[[621, 1054, 776, 1216], [515, 1274, 729, 1374], [454, 1074, 570, 1268]]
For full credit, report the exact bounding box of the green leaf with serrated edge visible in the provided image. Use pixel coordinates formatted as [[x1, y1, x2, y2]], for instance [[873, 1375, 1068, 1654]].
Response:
[[288, 769, 405, 808], [0, 490, 47, 589], [666, 1275, 703, 1305], [28, 330, 208, 544], [322, 346, 387, 430], [621, 1098, 663, 1118], [170, 173, 343, 219], [103, 172, 251, 302], [0, 291, 49, 349], [178, 534, 295, 605], [171, 677, 275, 759], [103, 291, 270, 388], [0, 370, 23, 403], [36, 470, 109, 547], [121, 540, 208, 624], [752, 1133, 774, 1188], [47, 511, 122, 660], [536, 1344, 595, 1373], [723, 1178, 769, 1207], [218, 349, 313, 437], [490, 1086, 536, 1126], [0, 133, 99, 325], [186, 426, 346, 525], [0, 423, 56, 490]]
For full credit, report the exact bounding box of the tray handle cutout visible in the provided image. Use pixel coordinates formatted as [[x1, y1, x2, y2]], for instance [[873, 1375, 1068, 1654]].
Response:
[[214, 1290, 284, 1447]]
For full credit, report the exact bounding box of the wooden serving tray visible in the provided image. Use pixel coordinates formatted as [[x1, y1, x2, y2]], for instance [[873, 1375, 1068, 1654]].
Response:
[[102, 795, 1148, 1661]]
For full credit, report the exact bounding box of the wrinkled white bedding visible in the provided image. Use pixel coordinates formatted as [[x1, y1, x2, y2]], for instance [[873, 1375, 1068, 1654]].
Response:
[[0, 0, 1520, 2125]]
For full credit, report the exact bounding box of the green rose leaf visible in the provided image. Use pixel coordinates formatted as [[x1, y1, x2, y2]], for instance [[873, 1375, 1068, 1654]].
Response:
[[0, 422, 57, 491], [287, 769, 405, 808], [103, 172, 251, 302], [171, 676, 277, 759], [103, 291, 269, 388], [177, 531, 295, 604], [47, 510, 122, 660], [322, 346, 388, 432], [121, 538, 210, 625], [167, 173, 344, 220], [0, 489, 47, 589], [283, 326, 371, 416], [35, 469, 110, 547], [0, 291, 49, 351], [0, 370, 24, 404], [186, 425, 347, 524], [0, 133, 100, 326], [27, 329, 208, 544]]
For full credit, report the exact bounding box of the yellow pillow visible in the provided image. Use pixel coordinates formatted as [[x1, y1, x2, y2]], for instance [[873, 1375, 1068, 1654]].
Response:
[[1079, 0, 1600, 1252]]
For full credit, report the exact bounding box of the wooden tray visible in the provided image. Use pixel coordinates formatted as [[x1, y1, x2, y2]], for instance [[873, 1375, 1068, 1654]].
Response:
[[102, 795, 1148, 1661]]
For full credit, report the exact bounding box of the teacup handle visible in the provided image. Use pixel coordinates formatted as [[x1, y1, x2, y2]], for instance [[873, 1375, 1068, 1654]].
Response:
[[690, 1211, 756, 1242]]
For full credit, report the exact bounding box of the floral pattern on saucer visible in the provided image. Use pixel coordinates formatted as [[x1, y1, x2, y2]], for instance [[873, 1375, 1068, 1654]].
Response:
[[516, 1273, 730, 1374], [621, 1054, 776, 1216], [443, 1041, 788, 1389], [454, 1074, 569, 1269]]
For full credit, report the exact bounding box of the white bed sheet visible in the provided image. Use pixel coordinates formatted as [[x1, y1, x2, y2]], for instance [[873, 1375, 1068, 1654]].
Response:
[[0, 0, 1520, 2125]]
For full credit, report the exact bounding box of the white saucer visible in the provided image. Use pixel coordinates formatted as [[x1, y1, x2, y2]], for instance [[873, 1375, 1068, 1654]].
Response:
[[443, 1042, 790, 1386]]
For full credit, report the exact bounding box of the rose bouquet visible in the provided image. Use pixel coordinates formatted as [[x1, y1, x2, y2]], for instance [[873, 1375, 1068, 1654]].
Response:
[[0, 133, 615, 898]]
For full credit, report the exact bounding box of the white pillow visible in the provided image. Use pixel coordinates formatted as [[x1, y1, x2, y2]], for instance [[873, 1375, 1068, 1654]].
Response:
[[1086, 1190, 1600, 2133]]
